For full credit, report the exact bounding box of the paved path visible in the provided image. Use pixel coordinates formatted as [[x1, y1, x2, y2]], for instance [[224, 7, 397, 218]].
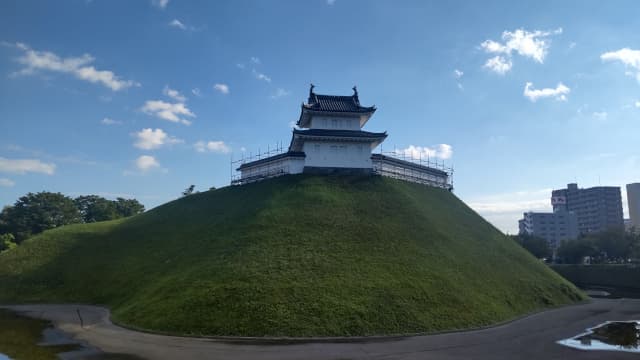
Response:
[[4, 299, 640, 359]]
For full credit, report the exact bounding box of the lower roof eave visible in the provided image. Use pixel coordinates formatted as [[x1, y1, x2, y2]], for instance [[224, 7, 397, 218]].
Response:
[[237, 151, 306, 171]]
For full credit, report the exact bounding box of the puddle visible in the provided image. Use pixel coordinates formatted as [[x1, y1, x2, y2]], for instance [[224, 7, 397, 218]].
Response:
[[583, 289, 611, 298], [0, 309, 145, 359], [581, 286, 640, 299], [558, 320, 640, 353]]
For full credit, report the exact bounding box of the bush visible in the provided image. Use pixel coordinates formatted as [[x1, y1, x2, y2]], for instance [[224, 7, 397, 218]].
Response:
[[0, 233, 17, 252]]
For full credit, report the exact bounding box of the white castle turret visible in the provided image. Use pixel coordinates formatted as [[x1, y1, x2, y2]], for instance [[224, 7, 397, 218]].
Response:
[[234, 85, 452, 190]]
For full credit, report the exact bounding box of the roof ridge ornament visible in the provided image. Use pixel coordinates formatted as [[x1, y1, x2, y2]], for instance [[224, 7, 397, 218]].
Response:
[[308, 83, 315, 104], [352, 85, 360, 105]]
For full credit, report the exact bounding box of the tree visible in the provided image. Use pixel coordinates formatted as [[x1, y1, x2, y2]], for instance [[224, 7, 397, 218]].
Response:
[[114, 198, 145, 217], [0, 192, 81, 243], [0, 233, 17, 252], [182, 185, 195, 197], [74, 195, 119, 223], [511, 234, 552, 260], [556, 238, 597, 264], [0, 192, 145, 245], [74, 196, 145, 223], [589, 228, 630, 263]]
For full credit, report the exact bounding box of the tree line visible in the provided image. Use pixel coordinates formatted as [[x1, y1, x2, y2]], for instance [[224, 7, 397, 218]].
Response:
[[0, 192, 144, 251], [511, 228, 640, 264]]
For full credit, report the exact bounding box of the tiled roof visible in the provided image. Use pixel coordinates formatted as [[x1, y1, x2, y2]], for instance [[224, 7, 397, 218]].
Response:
[[293, 129, 387, 139], [297, 86, 377, 128], [237, 151, 305, 170], [303, 94, 376, 113]]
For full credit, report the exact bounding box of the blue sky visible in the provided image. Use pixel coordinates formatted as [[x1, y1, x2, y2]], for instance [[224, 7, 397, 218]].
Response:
[[1, 0, 638, 233]]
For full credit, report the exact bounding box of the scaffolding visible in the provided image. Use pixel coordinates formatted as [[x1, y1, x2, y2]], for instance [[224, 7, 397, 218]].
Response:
[[372, 149, 454, 191], [377, 149, 453, 173], [229, 144, 454, 191], [230, 141, 288, 185]]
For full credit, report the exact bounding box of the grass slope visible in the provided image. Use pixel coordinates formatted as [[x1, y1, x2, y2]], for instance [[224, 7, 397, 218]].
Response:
[[0, 175, 585, 336]]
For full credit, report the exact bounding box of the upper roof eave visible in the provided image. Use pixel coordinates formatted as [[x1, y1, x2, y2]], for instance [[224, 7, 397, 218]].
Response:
[[292, 128, 387, 139], [297, 106, 376, 127]]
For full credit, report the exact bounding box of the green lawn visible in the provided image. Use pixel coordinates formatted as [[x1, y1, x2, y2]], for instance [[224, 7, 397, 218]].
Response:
[[0, 175, 585, 336]]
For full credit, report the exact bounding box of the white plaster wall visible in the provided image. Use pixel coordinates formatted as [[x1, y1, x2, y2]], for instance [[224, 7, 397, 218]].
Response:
[[303, 141, 372, 168], [309, 116, 360, 130], [289, 157, 305, 174], [240, 156, 304, 179]]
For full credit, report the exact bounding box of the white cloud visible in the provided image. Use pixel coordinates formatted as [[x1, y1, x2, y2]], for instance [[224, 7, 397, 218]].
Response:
[[194, 141, 231, 154], [592, 111, 608, 121], [252, 69, 271, 82], [256, 73, 271, 82], [453, 69, 464, 90], [10, 42, 139, 91], [236, 63, 245, 70], [101, 117, 122, 125], [468, 199, 550, 215], [135, 155, 160, 171], [168, 19, 200, 31], [394, 144, 453, 160], [250, 57, 261, 64], [163, 85, 186, 102], [601, 48, 640, 81], [635, 100, 640, 108], [523, 82, 570, 102], [583, 152, 616, 161], [213, 83, 230, 94], [151, 0, 169, 9], [465, 188, 553, 234], [5, 145, 96, 166], [0, 157, 56, 175], [191, 88, 202, 97], [601, 48, 640, 68], [141, 100, 195, 125], [483, 56, 512, 75], [480, 28, 562, 74], [75, 66, 138, 90], [271, 88, 290, 99], [0, 178, 15, 187], [134, 128, 182, 150], [169, 19, 186, 30]]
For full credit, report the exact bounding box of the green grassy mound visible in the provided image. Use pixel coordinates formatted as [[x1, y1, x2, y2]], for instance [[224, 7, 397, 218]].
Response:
[[0, 175, 585, 336]]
